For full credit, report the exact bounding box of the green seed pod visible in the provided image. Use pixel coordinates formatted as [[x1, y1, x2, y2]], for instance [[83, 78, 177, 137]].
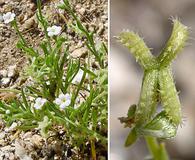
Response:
[[135, 69, 158, 127], [140, 111, 177, 138], [117, 31, 157, 70], [158, 18, 189, 67], [159, 67, 182, 125]]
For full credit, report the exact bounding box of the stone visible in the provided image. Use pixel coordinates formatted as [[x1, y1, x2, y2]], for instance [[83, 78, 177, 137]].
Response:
[[31, 134, 44, 148], [15, 140, 33, 160], [0, 131, 5, 139], [1, 77, 10, 86], [70, 47, 87, 58], [7, 65, 16, 77], [5, 122, 17, 132], [0, 69, 7, 77], [79, 8, 86, 15]]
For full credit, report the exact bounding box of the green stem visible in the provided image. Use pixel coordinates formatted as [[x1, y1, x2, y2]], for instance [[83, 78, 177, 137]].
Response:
[[12, 20, 27, 46], [90, 140, 97, 160], [37, 0, 52, 51], [145, 136, 169, 160], [63, 0, 104, 68]]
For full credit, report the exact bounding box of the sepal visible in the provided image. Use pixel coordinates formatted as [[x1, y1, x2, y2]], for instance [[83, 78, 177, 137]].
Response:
[[140, 111, 177, 139]]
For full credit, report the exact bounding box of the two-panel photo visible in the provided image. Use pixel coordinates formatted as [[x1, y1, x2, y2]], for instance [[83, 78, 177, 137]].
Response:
[[0, 0, 194, 160]]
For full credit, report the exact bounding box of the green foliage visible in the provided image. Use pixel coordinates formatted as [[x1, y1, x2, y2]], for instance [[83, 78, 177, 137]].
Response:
[[59, 0, 106, 69]]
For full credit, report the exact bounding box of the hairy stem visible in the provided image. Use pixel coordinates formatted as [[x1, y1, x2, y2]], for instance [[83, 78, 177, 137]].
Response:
[[145, 136, 169, 160]]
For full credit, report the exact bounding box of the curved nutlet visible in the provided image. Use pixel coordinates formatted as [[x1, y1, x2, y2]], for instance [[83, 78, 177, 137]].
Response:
[[159, 67, 182, 125], [158, 18, 189, 67], [117, 31, 157, 70], [135, 70, 158, 127], [140, 111, 177, 139]]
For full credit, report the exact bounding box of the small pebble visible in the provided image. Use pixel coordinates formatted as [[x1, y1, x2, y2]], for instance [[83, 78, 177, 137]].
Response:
[[7, 65, 16, 77], [15, 140, 32, 160], [1, 77, 10, 85], [71, 47, 87, 58], [31, 134, 44, 148], [0, 145, 12, 152], [79, 8, 86, 15], [22, 16, 36, 31], [0, 69, 7, 77], [0, 132, 5, 139], [5, 122, 17, 132]]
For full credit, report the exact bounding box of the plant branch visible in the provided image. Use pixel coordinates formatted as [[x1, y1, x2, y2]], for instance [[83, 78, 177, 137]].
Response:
[[145, 136, 169, 160]]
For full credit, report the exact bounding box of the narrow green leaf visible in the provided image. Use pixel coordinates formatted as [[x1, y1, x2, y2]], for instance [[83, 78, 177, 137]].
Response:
[[125, 128, 138, 147], [21, 89, 30, 110]]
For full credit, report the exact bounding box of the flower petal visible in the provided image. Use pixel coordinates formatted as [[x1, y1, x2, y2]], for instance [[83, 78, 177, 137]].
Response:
[[54, 98, 62, 105], [65, 93, 71, 100], [59, 93, 66, 100]]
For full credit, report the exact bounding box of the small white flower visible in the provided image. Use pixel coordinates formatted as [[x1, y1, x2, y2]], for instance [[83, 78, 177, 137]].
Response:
[[54, 97, 62, 105], [34, 97, 47, 109], [46, 81, 50, 85], [54, 93, 71, 109], [73, 69, 84, 83], [47, 25, 62, 37], [5, 110, 10, 114], [59, 100, 71, 109], [3, 12, 15, 24]]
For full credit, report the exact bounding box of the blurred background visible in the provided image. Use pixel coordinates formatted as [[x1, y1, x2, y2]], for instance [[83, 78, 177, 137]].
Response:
[[110, 0, 195, 160]]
